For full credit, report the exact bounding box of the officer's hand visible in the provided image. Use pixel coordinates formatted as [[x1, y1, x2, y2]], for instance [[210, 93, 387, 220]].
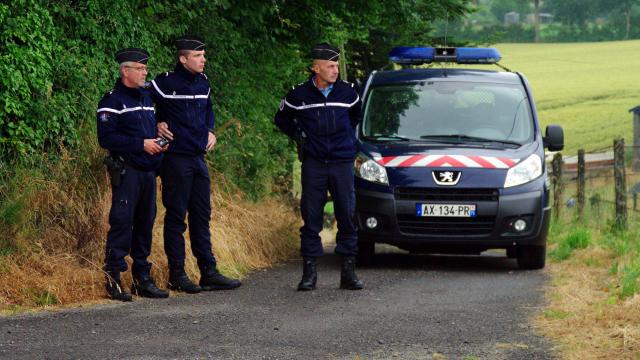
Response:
[[143, 139, 164, 155], [157, 139, 170, 153], [206, 132, 216, 151], [157, 122, 174, 141]]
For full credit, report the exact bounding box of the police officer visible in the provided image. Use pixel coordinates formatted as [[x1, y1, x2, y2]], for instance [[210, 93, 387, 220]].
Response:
[[151, 35, 241, 293], [97, 48, 169, 301], [274, 43, 364, 291]]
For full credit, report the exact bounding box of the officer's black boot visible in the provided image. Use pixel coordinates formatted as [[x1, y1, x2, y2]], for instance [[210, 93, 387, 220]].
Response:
[[105, 271, 132, 302], [199, 265, 242, 291], [168, 269, 202, 294], [297, 257, 317, 291], [340, 256, 364, 290], [132, 276, 169, 299]]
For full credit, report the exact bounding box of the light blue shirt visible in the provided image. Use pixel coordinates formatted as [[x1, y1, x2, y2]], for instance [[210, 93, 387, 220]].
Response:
[[312, 76, 334, 98]]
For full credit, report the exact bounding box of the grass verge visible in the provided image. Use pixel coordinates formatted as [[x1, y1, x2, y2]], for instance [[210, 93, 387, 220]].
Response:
[[0, 150, 299, 313], [538, 177, 640, 359]]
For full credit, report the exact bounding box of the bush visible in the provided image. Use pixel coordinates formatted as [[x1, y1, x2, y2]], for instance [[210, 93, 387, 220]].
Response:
[[1, 1, 473, 197], [0, 0, 474, 246], [550, 227, 591, 261]]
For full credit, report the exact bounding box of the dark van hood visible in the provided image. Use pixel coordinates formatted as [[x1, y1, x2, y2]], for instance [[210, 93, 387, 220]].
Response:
[[361, 141, 538, 165], [358, 141, 541, 189]]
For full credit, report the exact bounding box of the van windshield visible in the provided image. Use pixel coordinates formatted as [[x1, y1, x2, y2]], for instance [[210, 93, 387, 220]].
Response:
[[362, 81, 534, 146]]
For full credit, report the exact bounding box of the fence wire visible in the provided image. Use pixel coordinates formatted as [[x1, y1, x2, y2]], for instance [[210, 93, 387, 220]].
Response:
[[548, 139, 637, 226]]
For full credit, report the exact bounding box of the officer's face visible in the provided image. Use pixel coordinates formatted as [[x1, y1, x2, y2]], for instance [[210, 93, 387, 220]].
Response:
[[180, 50, 206, 74], [313, 60, 339, 85], [122, 63, 148, 88]]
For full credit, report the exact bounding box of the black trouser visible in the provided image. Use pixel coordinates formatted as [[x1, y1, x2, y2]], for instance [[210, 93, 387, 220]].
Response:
[[104, 166, 156, 279], [300, 157, 358, 257], [160, 153, 216, 272]]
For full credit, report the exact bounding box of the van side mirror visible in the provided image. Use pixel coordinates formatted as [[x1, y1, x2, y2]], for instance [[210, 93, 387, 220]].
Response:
[[544, 125, 564, 151]]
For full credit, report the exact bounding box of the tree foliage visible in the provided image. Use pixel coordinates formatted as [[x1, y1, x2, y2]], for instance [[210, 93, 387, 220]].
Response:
[[489, 0, 531, 23], [544, 0, 597, 26], [0, 0, 471, 197]]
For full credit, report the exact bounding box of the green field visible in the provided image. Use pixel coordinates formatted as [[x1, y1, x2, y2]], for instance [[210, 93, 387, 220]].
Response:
[[495, 40, 640, 155]]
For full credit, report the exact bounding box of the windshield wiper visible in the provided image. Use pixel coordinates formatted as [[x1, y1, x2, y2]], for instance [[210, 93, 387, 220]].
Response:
[[419, 135, 521, 147], [367, 134, 412, 142], [487, 139, 522, 147]]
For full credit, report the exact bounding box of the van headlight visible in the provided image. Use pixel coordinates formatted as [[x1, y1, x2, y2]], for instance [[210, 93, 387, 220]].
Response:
[[355, 152, 388, 185], [504, 154, 542, 188]]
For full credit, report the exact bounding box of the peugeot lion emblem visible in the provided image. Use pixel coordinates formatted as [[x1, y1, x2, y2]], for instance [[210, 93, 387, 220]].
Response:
[[432, 170, 461, 186]]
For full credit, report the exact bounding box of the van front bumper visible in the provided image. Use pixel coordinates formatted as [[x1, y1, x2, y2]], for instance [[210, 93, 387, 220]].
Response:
[[355, 186, 550, 252]]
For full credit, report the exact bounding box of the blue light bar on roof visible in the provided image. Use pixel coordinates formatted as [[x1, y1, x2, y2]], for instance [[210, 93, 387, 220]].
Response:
[[388, 47, 435, 64], [456, 47, 501, 64], [388, 47, 502, 65]]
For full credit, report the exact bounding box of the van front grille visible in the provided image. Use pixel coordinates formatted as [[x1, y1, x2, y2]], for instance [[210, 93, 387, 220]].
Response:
[[394, 187, 499, 202], [397, 214, 496, 236]]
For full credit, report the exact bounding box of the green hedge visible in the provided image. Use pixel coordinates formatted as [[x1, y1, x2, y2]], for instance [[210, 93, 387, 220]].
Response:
[[0, 0, 470, 198]]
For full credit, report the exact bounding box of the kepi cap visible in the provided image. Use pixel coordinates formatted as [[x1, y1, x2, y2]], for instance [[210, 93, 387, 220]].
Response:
[[115, 48, 149, 64], [311, 43, 340, 61], [176, 35, 206, 51]]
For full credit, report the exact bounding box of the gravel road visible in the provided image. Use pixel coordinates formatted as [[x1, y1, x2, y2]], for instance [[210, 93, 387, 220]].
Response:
[[0, 246, 553, 359]]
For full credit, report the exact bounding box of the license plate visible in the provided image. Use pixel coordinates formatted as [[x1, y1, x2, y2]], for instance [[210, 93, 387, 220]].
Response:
[[416, 204, 477, 217]]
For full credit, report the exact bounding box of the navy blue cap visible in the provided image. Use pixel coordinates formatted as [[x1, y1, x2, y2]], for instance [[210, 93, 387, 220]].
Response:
[[176, 35, 206, 51], [311, 43, 340, 61], [115, 48, 149, 64]]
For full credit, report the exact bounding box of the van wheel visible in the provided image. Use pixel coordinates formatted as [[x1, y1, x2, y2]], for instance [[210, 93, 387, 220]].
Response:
[[357, 240, 375, 266], [517, 245, 546, 270]]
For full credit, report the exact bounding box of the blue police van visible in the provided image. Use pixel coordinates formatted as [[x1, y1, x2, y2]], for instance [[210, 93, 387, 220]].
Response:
[[354, 47, 564, 269]]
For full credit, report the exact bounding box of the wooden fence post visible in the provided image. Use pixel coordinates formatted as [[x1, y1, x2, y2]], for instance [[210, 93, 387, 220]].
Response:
[[577, 149, 585, 219], [614, 138, 627, 229], [552, 152, 564, 221]]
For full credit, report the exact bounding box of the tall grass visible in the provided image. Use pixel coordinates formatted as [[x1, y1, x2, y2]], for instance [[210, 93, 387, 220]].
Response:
[[549, 227, 591, 261], [0, 135, 299, 311]]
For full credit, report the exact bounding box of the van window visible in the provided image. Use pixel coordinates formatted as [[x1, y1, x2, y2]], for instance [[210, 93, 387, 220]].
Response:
[[362, 81, 534, 145]]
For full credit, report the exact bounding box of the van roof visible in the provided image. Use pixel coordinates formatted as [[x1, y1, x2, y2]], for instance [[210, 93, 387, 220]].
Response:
[[370, 68, 523, 86]]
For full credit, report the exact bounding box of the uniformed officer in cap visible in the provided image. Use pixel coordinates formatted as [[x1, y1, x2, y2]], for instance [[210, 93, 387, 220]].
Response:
[[151, 35, 241, 293], [97, 48, 169, 301], [274, 43, 364, 291]]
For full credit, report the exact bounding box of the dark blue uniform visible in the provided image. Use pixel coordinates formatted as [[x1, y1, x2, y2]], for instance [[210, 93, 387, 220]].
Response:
[[275, 77, 362, 257], [150, 64, 217, 272], [97, 79, 162, 279]]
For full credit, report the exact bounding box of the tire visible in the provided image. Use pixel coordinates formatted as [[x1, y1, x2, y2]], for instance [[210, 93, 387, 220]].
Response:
[[357, 240, 375, 266], [516, 245, 546, 270]]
